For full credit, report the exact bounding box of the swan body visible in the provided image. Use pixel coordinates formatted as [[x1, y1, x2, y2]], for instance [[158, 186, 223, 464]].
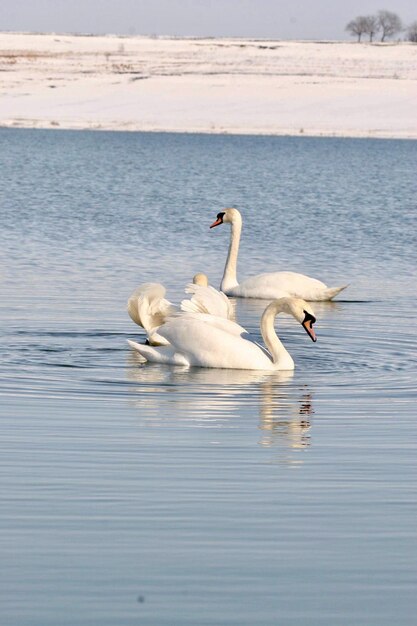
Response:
[[127, 275, 234, 345], [210, 208, 348, 301], [128, 296, 317, 371]]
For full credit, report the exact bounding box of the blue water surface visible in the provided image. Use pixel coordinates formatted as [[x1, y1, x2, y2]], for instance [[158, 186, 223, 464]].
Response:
[[0, 129, 416, 625]]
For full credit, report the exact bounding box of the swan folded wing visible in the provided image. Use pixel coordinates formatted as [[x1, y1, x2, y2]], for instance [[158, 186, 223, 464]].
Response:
[[234, 271, 348, 301], [167, 312, 246, 337], [181, 284, 234, 319], [178, 312, 267, 353], [228, 272, 338, 301], [158, 314, 273, 370], [235, 271, 321, 299]]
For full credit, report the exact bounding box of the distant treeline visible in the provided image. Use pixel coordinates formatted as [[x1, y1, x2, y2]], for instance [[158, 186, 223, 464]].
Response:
[[346, 10, 417, 42]]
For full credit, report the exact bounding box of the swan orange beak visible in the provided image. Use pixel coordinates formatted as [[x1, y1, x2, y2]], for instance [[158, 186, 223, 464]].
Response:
[[210, 217, 223, 229], [302, 319, 317, 342]]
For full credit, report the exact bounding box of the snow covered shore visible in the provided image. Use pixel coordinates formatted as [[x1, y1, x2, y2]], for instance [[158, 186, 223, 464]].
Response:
[[1, 32, 416, 138]]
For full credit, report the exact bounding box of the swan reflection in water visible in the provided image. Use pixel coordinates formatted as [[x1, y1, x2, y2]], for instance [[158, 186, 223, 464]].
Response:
[[127, 352, 314, 462], [258, 379, 313, 455]]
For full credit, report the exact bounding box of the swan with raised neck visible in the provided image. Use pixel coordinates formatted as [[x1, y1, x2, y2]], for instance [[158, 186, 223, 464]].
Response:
[[210, 207, 348, 301]]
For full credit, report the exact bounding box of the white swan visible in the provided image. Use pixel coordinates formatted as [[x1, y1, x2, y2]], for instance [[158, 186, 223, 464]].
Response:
[[127, 274, 234, 345], [210, 208, 348, 301], [128, 296, 317, 371]]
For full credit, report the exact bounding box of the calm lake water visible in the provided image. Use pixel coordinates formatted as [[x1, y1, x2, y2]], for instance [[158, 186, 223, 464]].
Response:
[[0, 129, 416, 625]]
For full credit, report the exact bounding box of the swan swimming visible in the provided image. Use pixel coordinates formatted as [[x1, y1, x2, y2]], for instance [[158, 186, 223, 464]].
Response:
[[128, 296, 317, 371], [210, 208, 348, 301], [127, 274, 234, 345]]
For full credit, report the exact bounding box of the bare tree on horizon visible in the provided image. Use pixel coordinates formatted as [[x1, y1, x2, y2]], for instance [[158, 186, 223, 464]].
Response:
[[377, 10, 402, 41], [345, 16, 368, 42], [363, 15, 380, 42], [406, 20, 417, 42]]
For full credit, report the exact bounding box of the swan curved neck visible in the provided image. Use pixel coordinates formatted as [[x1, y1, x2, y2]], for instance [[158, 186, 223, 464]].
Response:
[[260, 301, 294, 369], [220, 215, 241, 292]]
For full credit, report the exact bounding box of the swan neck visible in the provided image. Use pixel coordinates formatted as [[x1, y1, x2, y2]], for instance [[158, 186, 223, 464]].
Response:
[[260, 301, 294, 369], [220, 217, 241, 292]]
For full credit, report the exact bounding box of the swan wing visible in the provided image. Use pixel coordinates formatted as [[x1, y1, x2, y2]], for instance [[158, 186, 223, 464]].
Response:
[[127, 283, 176, 331], [180, 284, 234, 319], [172, 312, 246, 337], [157, 314, 272, 370], [233, 271, 347, 301], [174, 312, 270, 356]]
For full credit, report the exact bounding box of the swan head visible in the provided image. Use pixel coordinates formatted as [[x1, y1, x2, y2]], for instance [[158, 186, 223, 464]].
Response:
[[272, 297, 317, 342], [192, 273, 209, 287], [210, 208, 241, 228], [290, 298, 317, 342]]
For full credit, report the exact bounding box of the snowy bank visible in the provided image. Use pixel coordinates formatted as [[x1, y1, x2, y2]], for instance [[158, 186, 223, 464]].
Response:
[[0, 32, 416, 138]]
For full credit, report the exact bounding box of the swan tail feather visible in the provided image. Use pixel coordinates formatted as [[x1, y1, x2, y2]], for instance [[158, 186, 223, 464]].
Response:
[[320, 284, 349, 301], [127, 340, 148, 362]]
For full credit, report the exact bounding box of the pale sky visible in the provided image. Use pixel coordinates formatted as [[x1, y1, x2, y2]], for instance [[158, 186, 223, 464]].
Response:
[[1, 0, 415, 40]]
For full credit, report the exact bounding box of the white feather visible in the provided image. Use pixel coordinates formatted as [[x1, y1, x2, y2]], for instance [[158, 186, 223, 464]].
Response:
[[180, 283, 234, 319]]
